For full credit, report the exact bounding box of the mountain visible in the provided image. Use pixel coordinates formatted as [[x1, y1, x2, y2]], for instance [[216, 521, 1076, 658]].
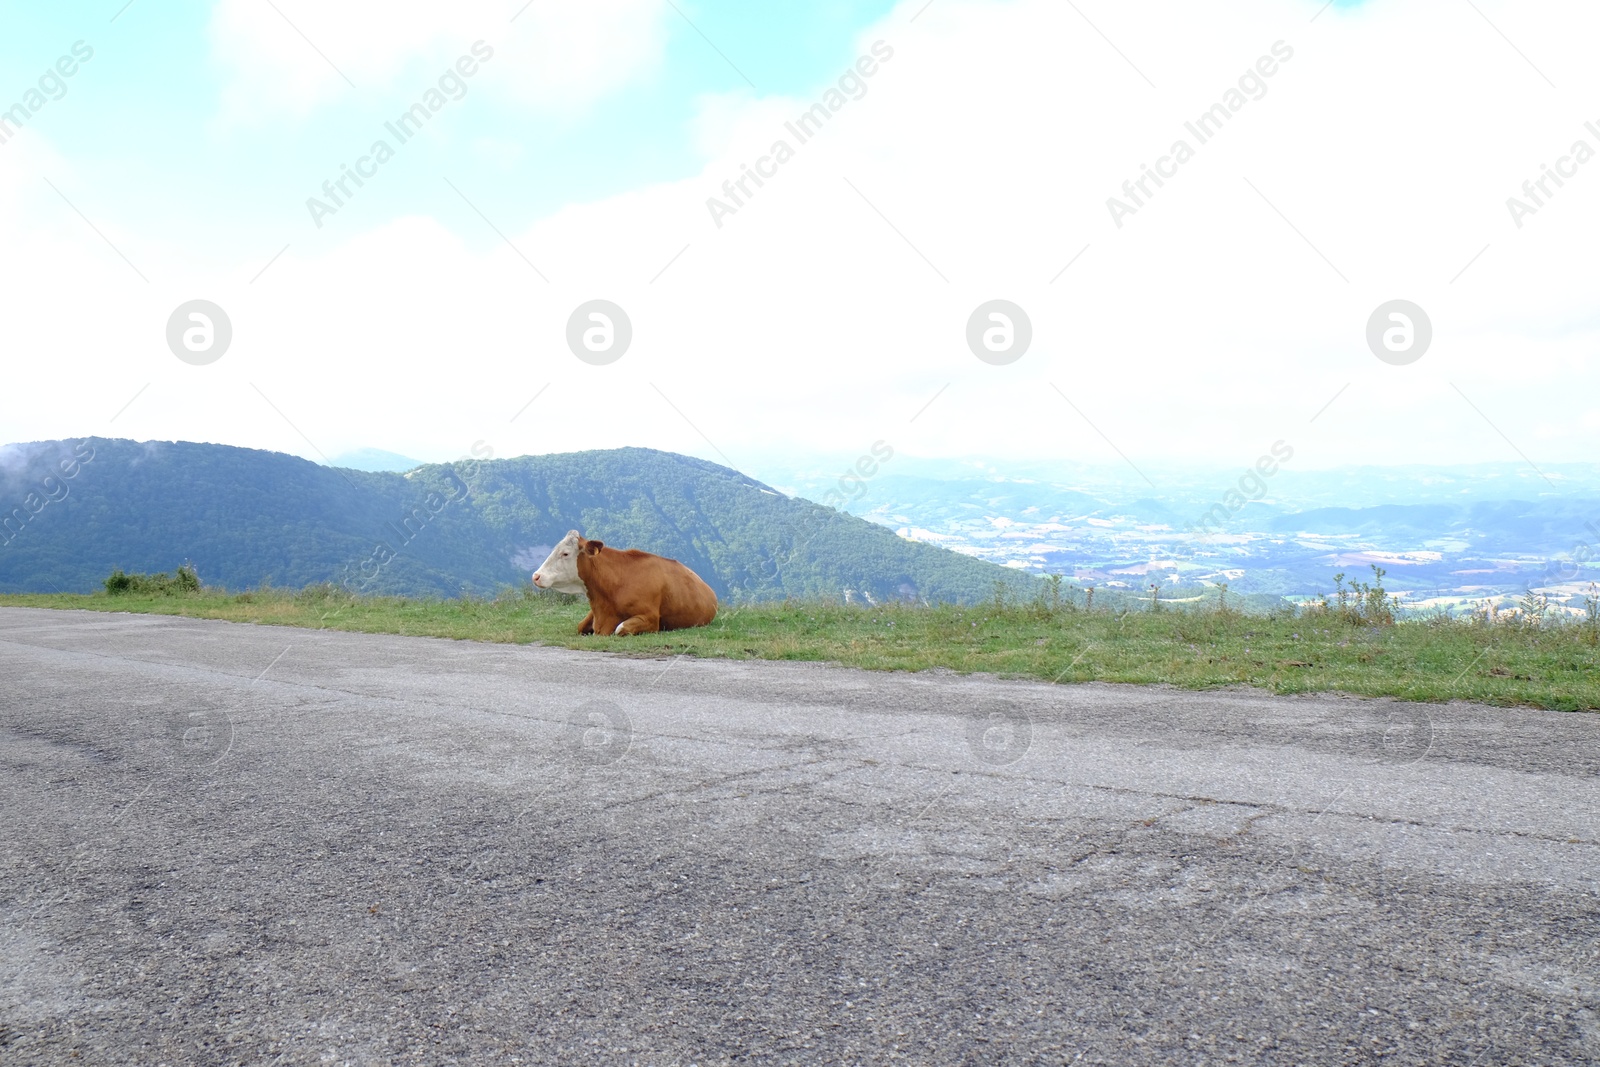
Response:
[[328, 448, 425, 472], [0, 438, 1029, 603], [13, 438, 1592, 613]]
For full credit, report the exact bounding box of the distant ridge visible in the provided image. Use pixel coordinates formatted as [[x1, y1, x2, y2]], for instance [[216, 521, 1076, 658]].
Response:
[[328, 448, 425, 472], [0, 438, 1028, 602]]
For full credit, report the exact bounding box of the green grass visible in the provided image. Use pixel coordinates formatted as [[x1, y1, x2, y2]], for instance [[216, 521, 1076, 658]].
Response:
[[4, 584, 1598, 711]]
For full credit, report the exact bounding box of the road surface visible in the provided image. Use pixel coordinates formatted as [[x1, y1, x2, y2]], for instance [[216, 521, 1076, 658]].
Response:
[[1, 607, 1597, 1065]]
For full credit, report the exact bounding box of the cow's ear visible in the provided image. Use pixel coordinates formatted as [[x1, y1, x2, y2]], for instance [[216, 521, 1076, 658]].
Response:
[[584, 540, 605, 555]]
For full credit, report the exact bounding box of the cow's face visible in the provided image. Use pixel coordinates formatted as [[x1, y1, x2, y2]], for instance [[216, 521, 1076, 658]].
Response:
[[531, 530, 588, 594]]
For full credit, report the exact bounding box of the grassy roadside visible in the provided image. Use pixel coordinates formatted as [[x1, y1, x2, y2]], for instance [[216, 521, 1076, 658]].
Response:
[[3, 586, 1598, 711]]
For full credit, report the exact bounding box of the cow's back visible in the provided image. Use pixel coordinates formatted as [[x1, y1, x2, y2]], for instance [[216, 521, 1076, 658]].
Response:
[[580, 546, 717, 632], [655, 556, 718, 630]]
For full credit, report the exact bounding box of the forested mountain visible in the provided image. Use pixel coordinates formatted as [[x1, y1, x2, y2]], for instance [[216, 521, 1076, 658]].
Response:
[[0, 438, 1027, 602]]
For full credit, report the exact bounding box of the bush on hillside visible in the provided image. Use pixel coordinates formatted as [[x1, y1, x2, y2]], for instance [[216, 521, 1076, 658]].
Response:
[[104, 565, 201, 596]]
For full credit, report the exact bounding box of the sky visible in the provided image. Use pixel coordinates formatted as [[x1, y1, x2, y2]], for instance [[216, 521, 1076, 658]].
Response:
[[1, 0, 1596, 487]]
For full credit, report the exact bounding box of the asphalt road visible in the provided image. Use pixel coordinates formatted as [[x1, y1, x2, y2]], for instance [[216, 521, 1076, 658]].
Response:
[[1, 607, 1596, 1066]]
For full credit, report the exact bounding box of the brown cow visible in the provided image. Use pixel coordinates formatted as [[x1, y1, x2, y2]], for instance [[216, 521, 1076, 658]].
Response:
[[531, 530, 717, 635]]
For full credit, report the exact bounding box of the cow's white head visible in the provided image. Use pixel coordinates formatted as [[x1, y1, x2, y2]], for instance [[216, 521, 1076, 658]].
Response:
[[532, 530, 590, 594]]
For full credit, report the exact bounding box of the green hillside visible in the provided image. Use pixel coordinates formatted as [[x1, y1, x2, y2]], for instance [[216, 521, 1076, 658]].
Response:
[[0, 438, 1028, 603]]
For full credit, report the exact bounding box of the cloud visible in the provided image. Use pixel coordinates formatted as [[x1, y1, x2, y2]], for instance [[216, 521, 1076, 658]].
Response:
[[4, 0, 1599, 482], [207, 0, 670, 125]]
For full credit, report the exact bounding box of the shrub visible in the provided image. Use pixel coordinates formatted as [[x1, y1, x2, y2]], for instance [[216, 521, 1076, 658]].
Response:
[[104, 565, 201, 596], [1518, 589, 1551, 630], [1310, 565, 1397, 626]]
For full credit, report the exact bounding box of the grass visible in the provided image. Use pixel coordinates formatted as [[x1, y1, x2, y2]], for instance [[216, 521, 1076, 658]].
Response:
[[4, 577, 1598, 711]]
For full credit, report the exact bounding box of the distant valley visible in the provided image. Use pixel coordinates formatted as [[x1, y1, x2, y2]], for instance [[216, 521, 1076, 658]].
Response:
[[768, 455, 1600, 616]]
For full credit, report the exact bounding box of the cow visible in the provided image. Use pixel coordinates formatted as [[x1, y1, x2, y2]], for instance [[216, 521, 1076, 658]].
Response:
[[531, 530, 718, 636]]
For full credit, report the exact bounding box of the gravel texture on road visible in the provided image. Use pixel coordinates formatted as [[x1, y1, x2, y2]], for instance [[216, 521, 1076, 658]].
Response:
[[1, 607, 1597, 1065]]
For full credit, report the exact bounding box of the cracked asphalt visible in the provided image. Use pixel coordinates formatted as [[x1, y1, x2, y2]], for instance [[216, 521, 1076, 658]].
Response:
[[1, 606, 1597, 1065]]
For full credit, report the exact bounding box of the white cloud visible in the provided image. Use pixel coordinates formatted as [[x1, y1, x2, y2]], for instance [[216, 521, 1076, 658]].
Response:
[[3, 0, 1599, 481], [207, 0, 670, 125]]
